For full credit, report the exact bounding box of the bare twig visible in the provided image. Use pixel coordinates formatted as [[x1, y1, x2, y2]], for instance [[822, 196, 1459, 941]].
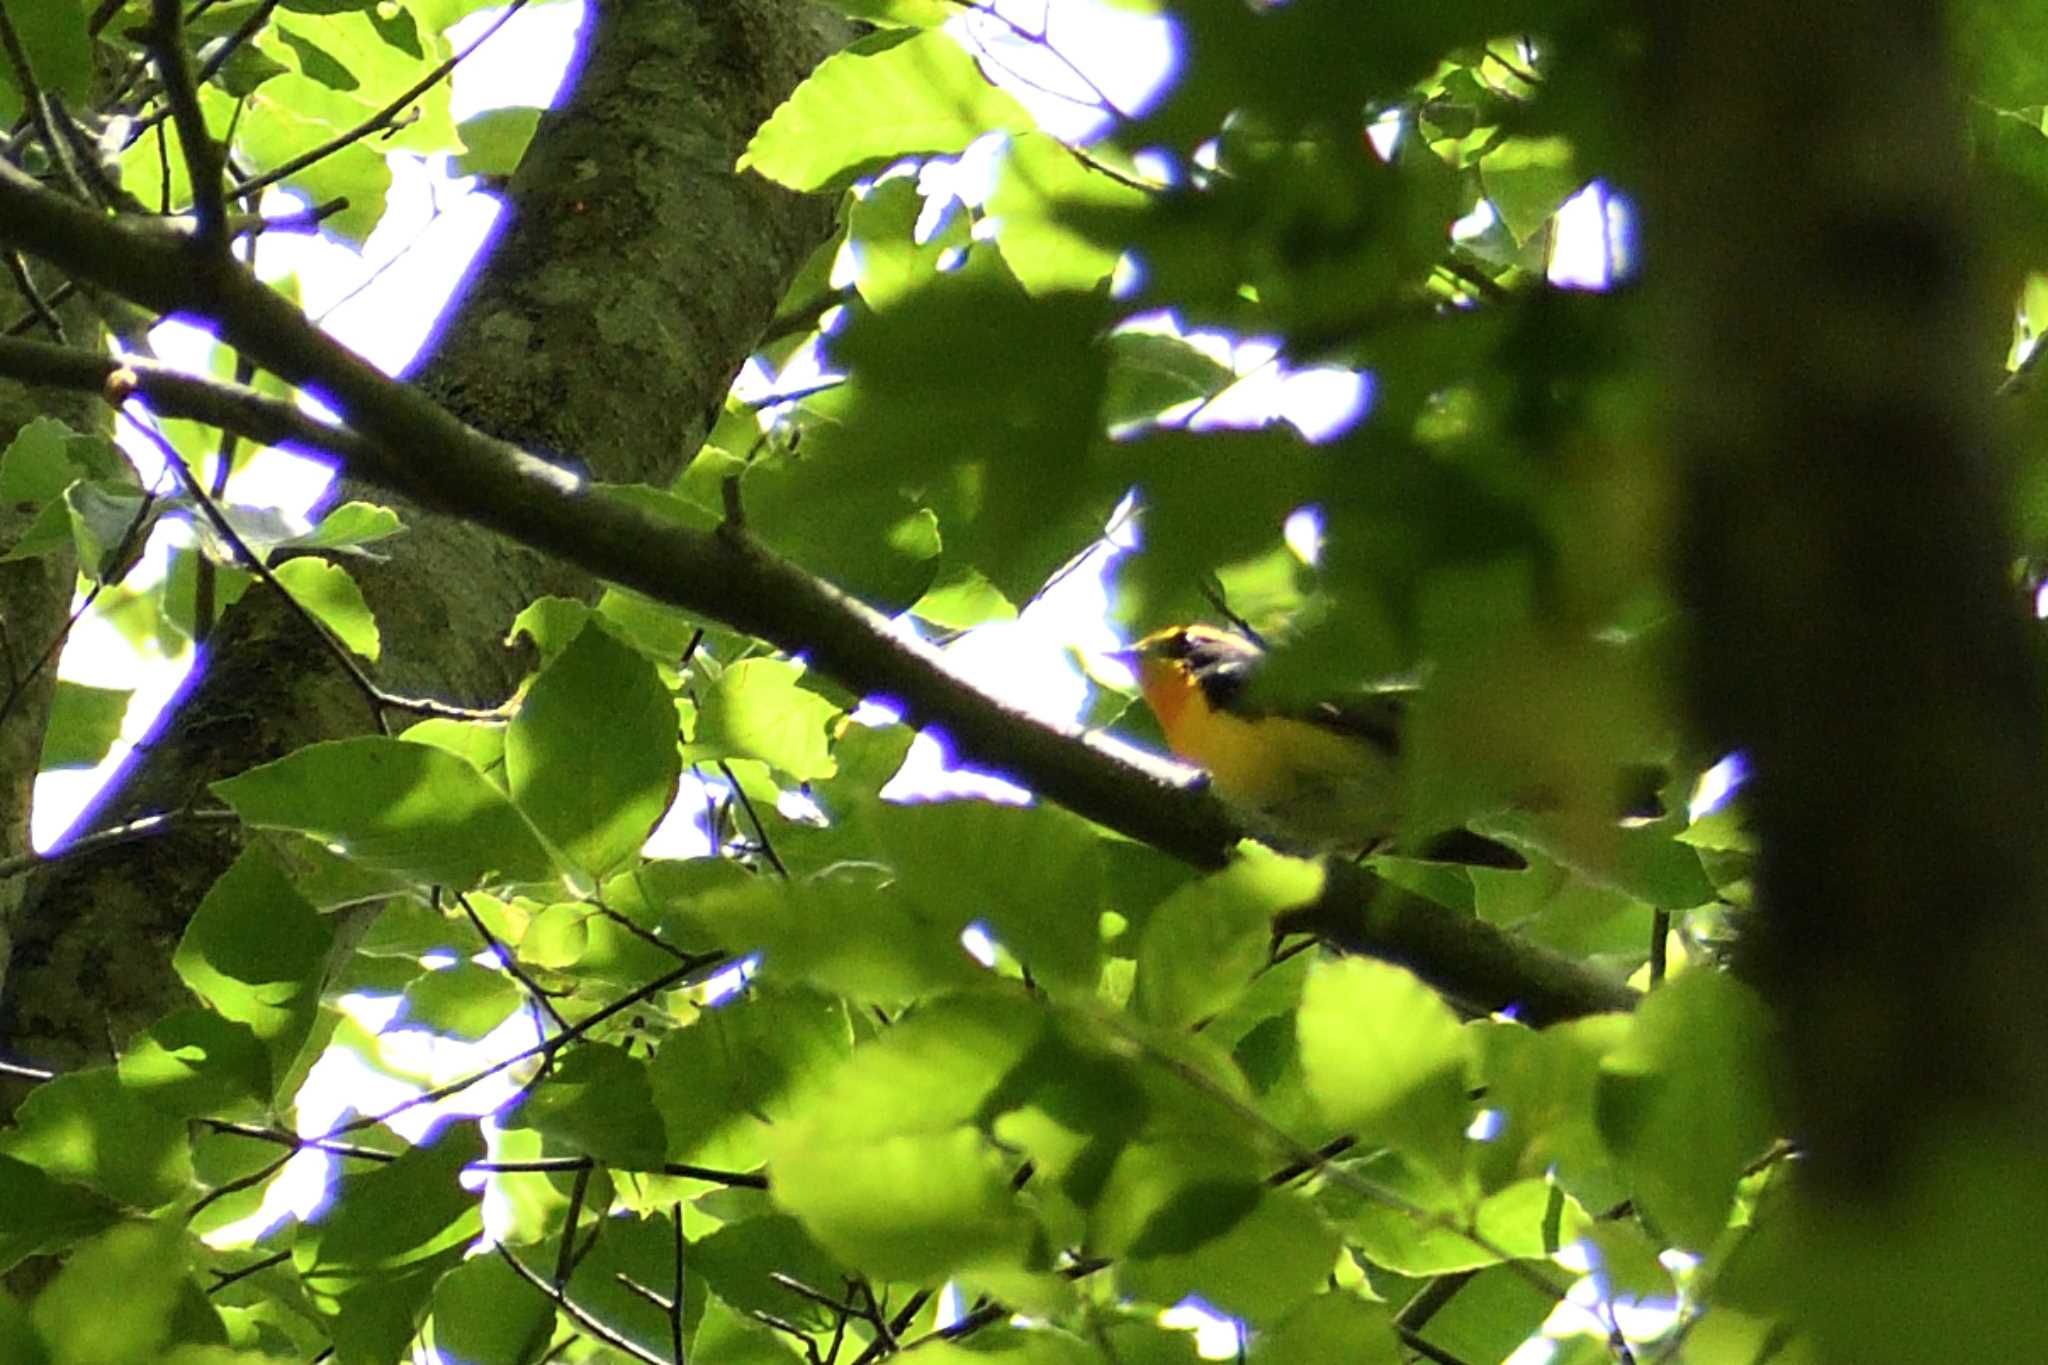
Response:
[[453, 889, 573, 1032], [122, 397, 512, 722], [146, 0, 229, 249], [3, 249, 62, 339], [714, 760, 786, 878], [327, 954, 725, 1140], [0, 808, 241, 882], [498, 1247, 672, 1365]]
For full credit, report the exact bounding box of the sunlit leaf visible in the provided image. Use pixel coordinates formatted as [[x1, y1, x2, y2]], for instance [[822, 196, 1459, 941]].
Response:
[[1297, 957, 1473, 1180], [271, 556, 381, 661], [508, 620, 680, 879], [739, 30, 1034, 191]]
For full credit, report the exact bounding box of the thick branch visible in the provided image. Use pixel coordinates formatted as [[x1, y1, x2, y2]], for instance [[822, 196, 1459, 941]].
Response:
[[0, 340, 1636, 1026]]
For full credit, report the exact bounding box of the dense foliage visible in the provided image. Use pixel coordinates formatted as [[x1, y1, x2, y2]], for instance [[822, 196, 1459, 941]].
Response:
[[0, 1, 2043, 1362]]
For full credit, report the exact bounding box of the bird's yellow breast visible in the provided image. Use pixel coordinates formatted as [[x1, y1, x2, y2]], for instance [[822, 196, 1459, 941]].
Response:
[[1135, 651, 1401, 851]]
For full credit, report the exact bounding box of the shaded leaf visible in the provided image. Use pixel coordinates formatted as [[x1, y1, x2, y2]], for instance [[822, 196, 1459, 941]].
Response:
[[213, 737, 557, 887]]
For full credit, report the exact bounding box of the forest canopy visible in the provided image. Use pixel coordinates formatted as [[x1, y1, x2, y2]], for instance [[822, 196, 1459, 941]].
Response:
[[0, 1, 2044, 1363]]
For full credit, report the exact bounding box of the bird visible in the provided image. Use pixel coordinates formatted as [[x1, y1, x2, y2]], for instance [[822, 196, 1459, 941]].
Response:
[[1121, 623, 1664, 864], [1120, 623, 1420, 856]]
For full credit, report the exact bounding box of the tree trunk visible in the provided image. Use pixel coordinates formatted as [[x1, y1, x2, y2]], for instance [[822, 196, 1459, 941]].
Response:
[[1, 0, 851, 1076]]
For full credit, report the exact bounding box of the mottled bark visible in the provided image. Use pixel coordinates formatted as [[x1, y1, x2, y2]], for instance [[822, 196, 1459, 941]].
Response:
[[0, 336, 96, 1033], [2, 0, 850, 1075]]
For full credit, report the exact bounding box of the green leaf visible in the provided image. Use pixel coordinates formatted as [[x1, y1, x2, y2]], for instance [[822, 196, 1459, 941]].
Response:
[[0, 417, 102, 501], [0, 0, 91, 120], [1103, 330, 1235, 429], [1479, 136, 1583, 244], [1346, 1172, 1589, 1275], [454, 106, 541, 177], [271, 556, 380, 661], [239, 85, 387, 243], [694, 864, 994, 1001], [870, 800, 1106, 995], [400, 715, 507, 777], [0, 496, 76, 564], [502, 1042, 669, 1169], [739, 29, 1034, 191], [212, 736, 558, 887], [686, 657, 839, 782], [1406, 1263, 1559, 1365], [1471, 1016, 1631, 1212], [399, 962, 523, 1040], [426, 1255, 553, 1365], [845, 174, 972, 309], [988, 131, 1150, 294], [173, 846, 336, 1099], [1251, 1293, 1403, 1364], [649, 984, 853, 1169], [28, 1221, 199, 1365], [295, 1124, 486, 1365], [1136, 848, 1321, 1029], [814, 269, 1113, 601], [275, 22, 359, 89], [0, 1154, 122, 1271], [119, 1009, 273, 1117], [39, 681, 130, 769], [771, 1123, 1036, 1282], [1297, 957, 1473, 1180], [1596, 970, 1776, 1249], [216, 40, 292, 97], [693, 1290, 807, 1364], [507, 621, 679, 879], [815, 0, 952, 25], [764, 991, 1048, 1279], [0, 1069, 192, 1209], [1120, 1187, 1338, 1326], [692, 1214, 850, 1327], [547, 1212, 694, 1357], [296, 500, 405, 553], [66, 480, 157, 582], [506, 595, 592, 664]]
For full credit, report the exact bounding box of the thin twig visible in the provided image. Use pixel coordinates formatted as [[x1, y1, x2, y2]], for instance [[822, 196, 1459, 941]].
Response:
[[327, 954, 724, 1140], [186, 1150, 293, 1223], [0, 808, 241, 882], [196, 0, 285, 90], [1107, 1011, 1574, 1304], [555, 1163, 593, 1286], [0, 3, 85, 203], [0, 462, 166, 729], [147, 0, 228, 248], [206, 1248, 292, 1296], [669, 1204, 686, 1364], [498, 1247, 671, 1365], [3, 249, 62, 339], [230, 0, 533, 201], [47, 92, 149, 213], [715, 759, 787, 877], [124, 399, 513, 727], [453, 889, 573, 1032]]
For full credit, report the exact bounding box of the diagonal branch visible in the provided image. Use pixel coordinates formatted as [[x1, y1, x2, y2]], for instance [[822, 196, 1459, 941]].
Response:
[[0, 168, 1638, 1024]]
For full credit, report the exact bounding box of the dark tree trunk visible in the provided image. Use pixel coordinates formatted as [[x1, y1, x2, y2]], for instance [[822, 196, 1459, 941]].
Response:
[[1, 0, 851, 1076]]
